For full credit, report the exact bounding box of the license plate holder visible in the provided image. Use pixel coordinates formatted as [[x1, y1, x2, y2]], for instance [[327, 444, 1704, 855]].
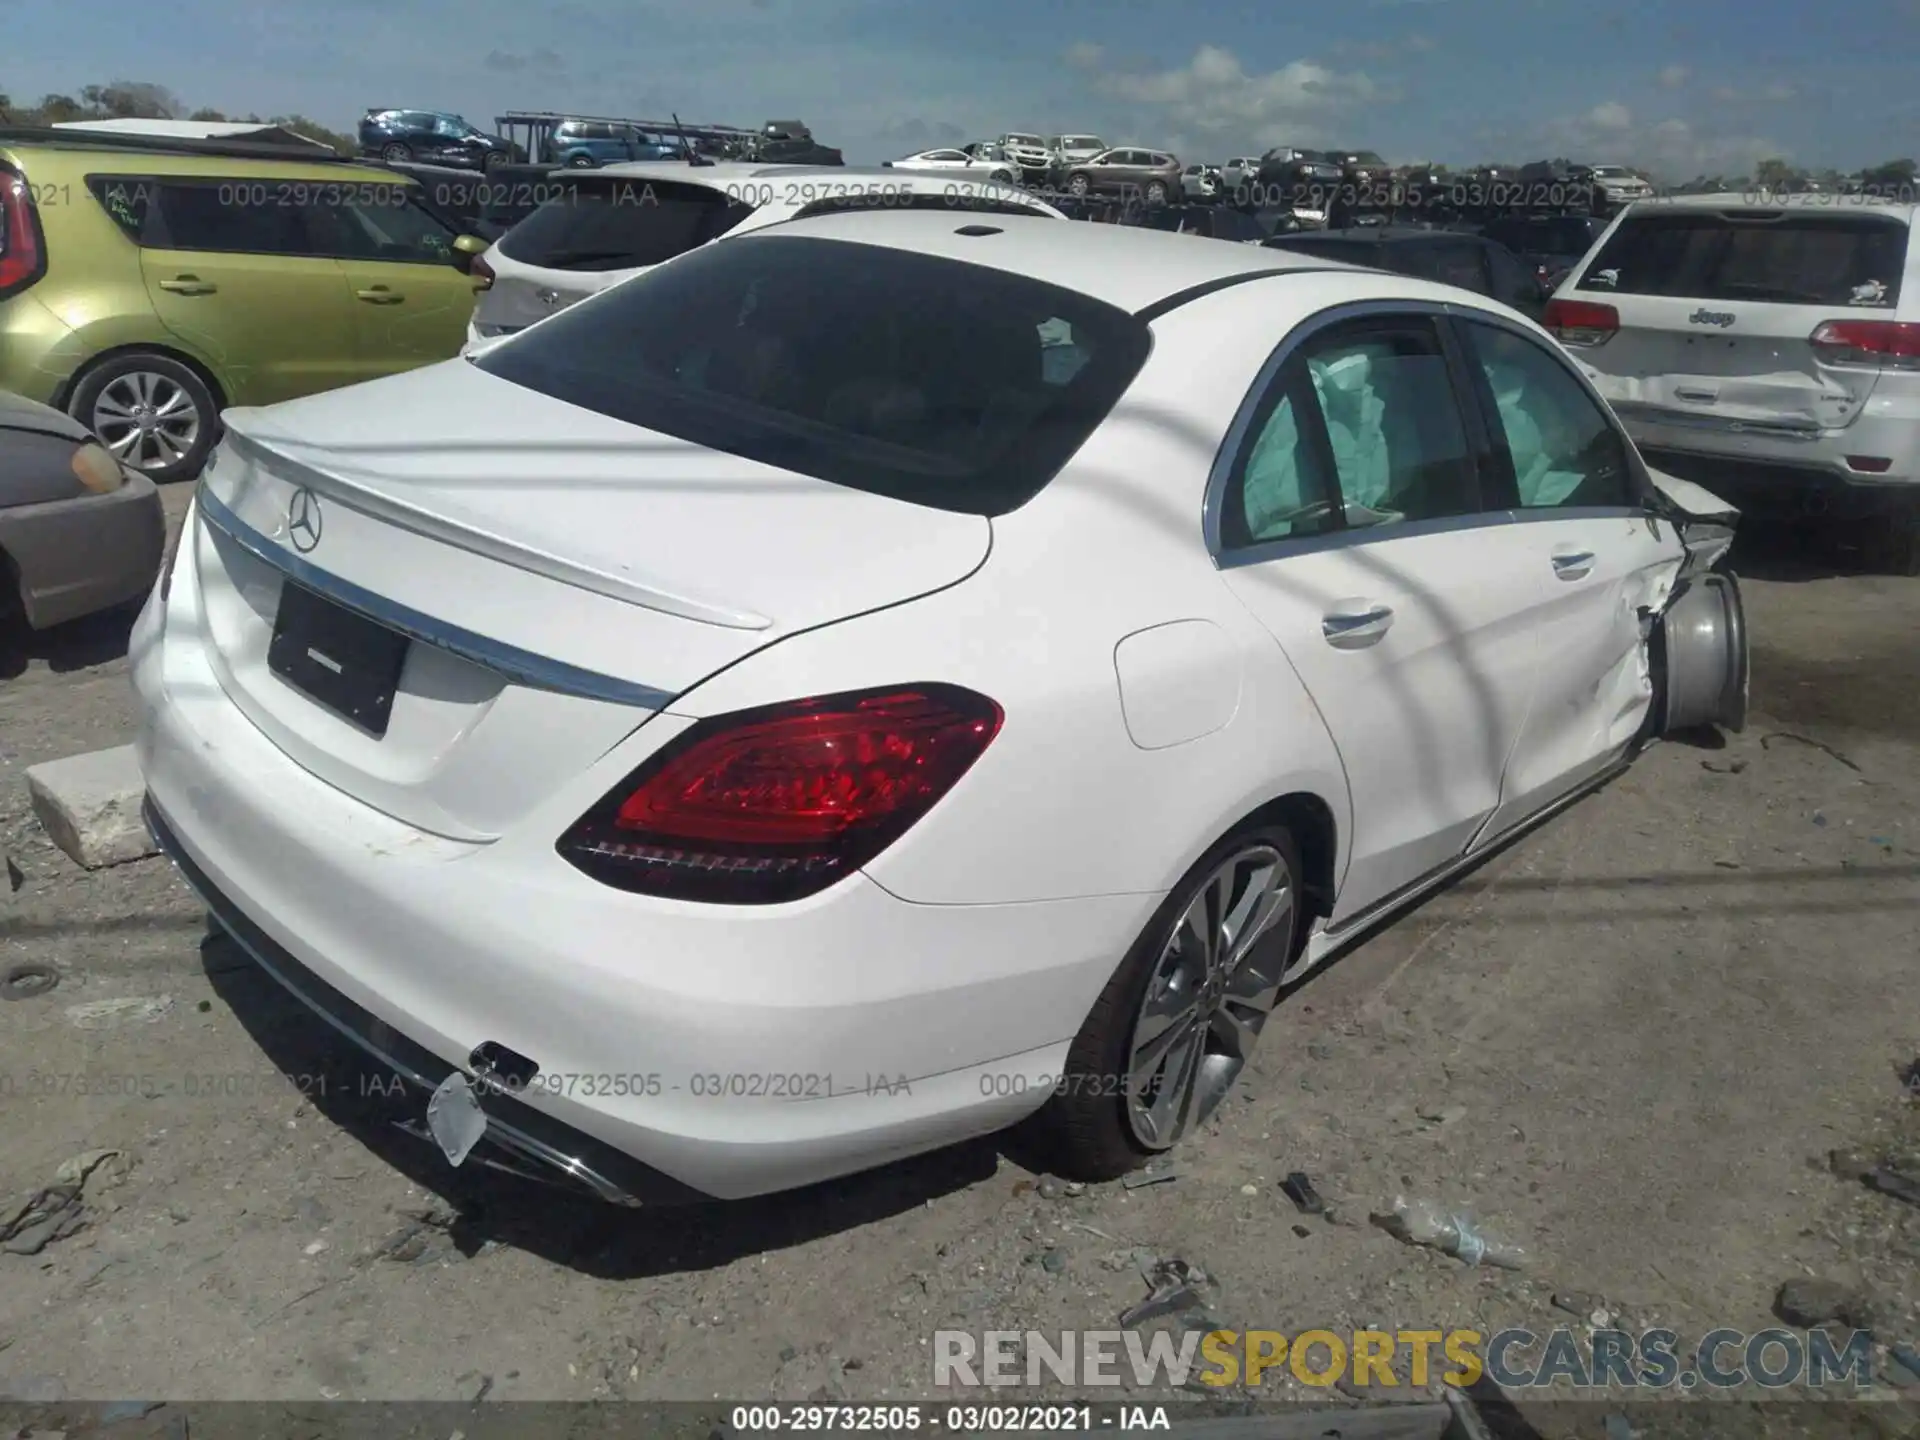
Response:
[[267, 582, 409, 737]]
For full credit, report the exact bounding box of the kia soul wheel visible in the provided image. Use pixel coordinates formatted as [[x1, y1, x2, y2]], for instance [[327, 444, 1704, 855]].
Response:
[[1034, 826, 1303, 1179], [70, 352, 218, 484]]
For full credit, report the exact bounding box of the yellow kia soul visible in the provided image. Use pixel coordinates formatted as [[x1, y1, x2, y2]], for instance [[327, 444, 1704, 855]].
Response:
[[0, 127, 488, 482]]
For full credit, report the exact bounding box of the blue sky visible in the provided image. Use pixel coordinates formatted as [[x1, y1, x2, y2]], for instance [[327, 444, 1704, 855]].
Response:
[[4, 0, 1917, 178]]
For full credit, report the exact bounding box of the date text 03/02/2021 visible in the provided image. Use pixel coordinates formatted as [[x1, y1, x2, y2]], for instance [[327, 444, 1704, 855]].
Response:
[[727, 1404, 1170, 1432]]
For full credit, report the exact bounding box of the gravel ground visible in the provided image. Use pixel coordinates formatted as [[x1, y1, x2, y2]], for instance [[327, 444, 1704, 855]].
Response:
[[2, 487, 1917, 1439]]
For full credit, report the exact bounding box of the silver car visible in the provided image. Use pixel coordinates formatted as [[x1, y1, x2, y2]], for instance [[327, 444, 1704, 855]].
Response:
[[1, 390, 165, 632]]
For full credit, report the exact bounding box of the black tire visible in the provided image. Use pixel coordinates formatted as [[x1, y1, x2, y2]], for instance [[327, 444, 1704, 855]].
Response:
[[1026, 824, 1305, 1181], [483, 150, 509, 171], [381, 142, 411, 163], [1145, 181, 1168, 205], [1067, 173, 1090, 197], [68, 351, 220, 485], [566, 152, 595, 168]]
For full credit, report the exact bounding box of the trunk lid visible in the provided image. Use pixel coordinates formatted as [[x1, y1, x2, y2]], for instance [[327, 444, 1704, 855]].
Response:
[[1567, 205, 1911, 437], [186, 359, 989, 841]]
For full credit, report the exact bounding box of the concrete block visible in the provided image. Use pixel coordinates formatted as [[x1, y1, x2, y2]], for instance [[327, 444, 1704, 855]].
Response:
[[25, 745, 157, 870]]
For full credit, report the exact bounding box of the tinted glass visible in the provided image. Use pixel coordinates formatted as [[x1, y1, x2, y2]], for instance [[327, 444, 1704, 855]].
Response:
[[1302, 323, 1480, 528], [1463, 321, 1635, 509], [309, 193, 455, 263], [1578, 212, 1907, 306], [473, 234, 1152, 516], [495, 178, 752, 270], [1485, 244, 1544, 311], [1265, 237, 1381, 267], [1409, 241, 1490, 293], [147, 181, 312, 255], [86, 177, 154, 241]]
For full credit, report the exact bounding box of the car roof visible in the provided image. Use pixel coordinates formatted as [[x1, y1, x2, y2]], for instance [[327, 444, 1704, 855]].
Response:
[[738, 208, 1339, 313], [1626, 192, 1916, 215]]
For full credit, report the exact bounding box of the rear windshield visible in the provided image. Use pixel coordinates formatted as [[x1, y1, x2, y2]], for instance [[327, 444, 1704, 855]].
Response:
[[1577, 211, 1908, 307], [494, 177, 752, 271], [472, 233, 1152, 516]]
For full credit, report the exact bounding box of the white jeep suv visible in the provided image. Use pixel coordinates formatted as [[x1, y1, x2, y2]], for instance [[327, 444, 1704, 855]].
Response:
[[1547, 193, 1920, 572]]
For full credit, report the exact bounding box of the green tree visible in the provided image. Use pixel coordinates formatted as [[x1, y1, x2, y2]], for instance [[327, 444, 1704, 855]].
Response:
[[1753, 156, 1797, 189], [187, 106, 229, 122]]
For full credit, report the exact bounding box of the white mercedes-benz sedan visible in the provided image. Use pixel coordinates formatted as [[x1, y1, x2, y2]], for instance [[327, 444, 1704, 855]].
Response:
[[131, 210, 1749, 1206]]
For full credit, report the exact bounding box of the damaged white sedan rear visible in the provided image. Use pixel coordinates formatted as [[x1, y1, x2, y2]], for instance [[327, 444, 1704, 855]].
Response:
[[129, 213, 1748, 1205]]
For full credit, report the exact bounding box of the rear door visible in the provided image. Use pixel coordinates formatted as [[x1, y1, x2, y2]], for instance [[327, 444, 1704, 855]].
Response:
[[1211, 310, 1544, 920], [1566, 206, 1912, 433], [1450, 312, 1680, 837], [472, 176, 753, 335], [304, 188, 477, 382], [121, 176, 358, 406]]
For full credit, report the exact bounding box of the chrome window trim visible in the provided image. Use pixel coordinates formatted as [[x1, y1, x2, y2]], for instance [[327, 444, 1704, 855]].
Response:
[[194, 483, 676, 712], [1204, 298, 1653, 567]]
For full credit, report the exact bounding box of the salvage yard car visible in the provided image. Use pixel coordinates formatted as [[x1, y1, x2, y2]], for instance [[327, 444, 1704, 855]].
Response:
[[464, 164, 1064, 346], [0, 126, 492, 483], [133, 213, 1749, 1205], [1, 388, 164, 631], [1549, 193, 1920, 572]]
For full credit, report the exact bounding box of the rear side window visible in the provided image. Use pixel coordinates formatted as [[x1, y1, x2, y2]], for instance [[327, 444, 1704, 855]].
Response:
[[1578, 212, 1908, 307], [86, 176, 155, 241], [1408, 242, 1490, 293], [495, 178, 752, 271], [144, 180, 313, 255], [473, 233, 1152, 516]]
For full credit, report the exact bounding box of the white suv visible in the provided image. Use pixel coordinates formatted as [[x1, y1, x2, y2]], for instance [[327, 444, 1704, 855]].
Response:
[[1547, 193, 1920, 572], [466, 164, 1063, 347]]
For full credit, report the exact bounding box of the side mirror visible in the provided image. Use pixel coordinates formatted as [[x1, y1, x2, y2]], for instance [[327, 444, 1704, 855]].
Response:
[[448, 233, 489, 274]]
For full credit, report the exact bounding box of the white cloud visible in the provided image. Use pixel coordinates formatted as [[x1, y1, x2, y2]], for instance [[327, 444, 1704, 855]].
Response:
[[1657, 64, 1690, 88], [1064, 42, 1104, 71], [1587, 101, 1633, 130], [1068, 43, 1383, 150], [1529, 104, 1785, 180]]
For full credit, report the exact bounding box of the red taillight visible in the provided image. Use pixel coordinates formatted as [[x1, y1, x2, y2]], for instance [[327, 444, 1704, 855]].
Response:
[[0, 171, 46, 299], [1543, 298, 1619, 347], [1810, 319, 1920, 370], [559, 685, 1004, 904], [470, 254, 494, 291]]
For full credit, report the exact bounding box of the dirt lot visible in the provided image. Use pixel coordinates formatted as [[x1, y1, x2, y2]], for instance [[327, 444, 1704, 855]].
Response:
[[3, 485, 1918, 1437]]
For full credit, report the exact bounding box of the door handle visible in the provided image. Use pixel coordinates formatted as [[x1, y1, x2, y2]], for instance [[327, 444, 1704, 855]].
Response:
[[1551, 547, 1596, 581], [1321, 602, 1395, 649], [355, 288, 405, 304], [157, 277, 217, 294]]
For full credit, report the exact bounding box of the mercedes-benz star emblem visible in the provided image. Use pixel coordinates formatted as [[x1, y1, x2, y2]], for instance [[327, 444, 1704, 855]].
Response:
[[287, 487, 323, 553]]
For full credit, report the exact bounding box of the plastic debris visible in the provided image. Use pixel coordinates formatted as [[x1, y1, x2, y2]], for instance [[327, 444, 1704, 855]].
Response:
[[1375, 1196, 1526, 1269], [1281, 1172, 1327, 1215], [1121, 1168, 1180, 1190], [1119, 1258, 1212, 1327]]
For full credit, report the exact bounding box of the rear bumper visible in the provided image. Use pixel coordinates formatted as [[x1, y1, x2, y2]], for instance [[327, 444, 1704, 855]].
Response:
[[129, 561, 1147, 1201], [1620, 400, 1920, 516], [1634, 443, 1918, 518]]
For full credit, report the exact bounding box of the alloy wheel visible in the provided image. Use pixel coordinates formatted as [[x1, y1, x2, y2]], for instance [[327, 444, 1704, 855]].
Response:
[[91, 371, 202, 472], [1124, 844, 1293, 1150]]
